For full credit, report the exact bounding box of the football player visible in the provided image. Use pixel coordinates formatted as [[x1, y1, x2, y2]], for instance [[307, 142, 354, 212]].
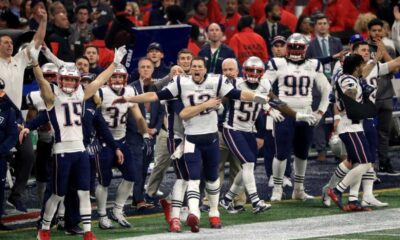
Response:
[[219, 56, 316, 213], [264, 33, 331, 201], [95, 64, 149, 229], [28, 45, 127, 240]]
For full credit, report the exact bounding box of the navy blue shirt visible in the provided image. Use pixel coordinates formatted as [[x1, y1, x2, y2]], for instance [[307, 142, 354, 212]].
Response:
[[0, 98, 18, 156], [198, 43, 237, 74]]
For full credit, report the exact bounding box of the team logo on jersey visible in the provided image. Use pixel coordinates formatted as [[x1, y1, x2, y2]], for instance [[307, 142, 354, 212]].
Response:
[[205, 84, 214, 89]]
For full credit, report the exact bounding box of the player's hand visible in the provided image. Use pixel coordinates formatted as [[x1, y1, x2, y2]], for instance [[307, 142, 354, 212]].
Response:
[[269, 108, 285, 122], [205, 98, 221, 109], [143, 136, 153, 157], [112, 96, 127, 105], [28, 45, 40, 62], [115, 148, 124, 165], [253, 93, 269, 104], [170, 65, 184, 77], [148, 128, 157, 136], [312, 111, 324, 125], [113, 45, 127, 65], [332, 50, 348, 60], [37, 7, 47, 22], [256, 138, 264, 150], [19, 128, 30, 144], [295, 112, 317, 125]]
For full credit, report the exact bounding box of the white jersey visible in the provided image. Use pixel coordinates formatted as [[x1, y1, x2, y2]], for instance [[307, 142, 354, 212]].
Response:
[[264, 58, 331, 113], [364, 60, 389, 89], [166, 74, 234, 135], [98, 85, 136, 140], [26, 90, 53, 142], [224, 77, 271, 132], [335, 74, 363, 134], [47, 84, 85, 154]]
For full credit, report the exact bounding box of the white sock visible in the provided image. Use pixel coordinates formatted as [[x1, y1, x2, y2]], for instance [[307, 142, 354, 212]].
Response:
[[95, 185, 108, 216], [205, 178, 220, 218], [348, 176, 361, 202], [78, 190, 92, 233], [362, 167, 375, 197], [242, 163, 260, 205], [57, 200, 65, 218], [328, 161, 350, 188], [187, 180, 201, 219], [114, 180, 134, 213], [36, 181, 46, 206], [293, 157, 307, 191], [225, 169, 244, 201], [42, 194, 63, 230], [272, 157, 286, 187], [171, 179, 188, 219], [336, 163, 371, 193]]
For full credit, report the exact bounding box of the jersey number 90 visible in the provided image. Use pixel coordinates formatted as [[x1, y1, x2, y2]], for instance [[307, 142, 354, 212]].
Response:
[[284, 75, 311, 96]]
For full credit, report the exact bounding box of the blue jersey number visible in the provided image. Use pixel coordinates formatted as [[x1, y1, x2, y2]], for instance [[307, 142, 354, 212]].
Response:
[[284, 75, 311, 96], [188, 94, 212, 115], [106, 107, 128, 128], [62, 102, 82, 126], [237, 102, 260, 122]]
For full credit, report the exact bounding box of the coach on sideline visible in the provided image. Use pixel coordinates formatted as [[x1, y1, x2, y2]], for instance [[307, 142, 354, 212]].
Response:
[[0, 7, 47, 212]]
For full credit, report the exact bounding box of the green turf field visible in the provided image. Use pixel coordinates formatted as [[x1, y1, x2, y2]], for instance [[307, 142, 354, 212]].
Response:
[[2, 188, 399, 240]]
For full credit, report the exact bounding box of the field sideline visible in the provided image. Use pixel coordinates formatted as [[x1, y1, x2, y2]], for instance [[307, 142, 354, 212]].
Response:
[[1, 188, 399, 240]]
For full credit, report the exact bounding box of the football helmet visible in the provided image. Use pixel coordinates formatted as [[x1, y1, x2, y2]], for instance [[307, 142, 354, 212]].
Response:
[[41, 63, 58, 82], [58, 63, 81, 94], [242, 56, 265, 84], [108, 64, 128, 92], [286, 33, 308, 62]]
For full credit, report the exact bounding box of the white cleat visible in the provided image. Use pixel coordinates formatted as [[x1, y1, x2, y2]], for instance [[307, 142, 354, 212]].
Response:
[[292, 189, 314, 201], [268, 177, 274, 188], [283, 176, 293, 188], [252, 200, 272, 214], [270, 186, 283, 202], [110, 208, 132, 228], [361, 195, 389, 208], [321, 184, 331, 207], [98, 216, 114, 229]]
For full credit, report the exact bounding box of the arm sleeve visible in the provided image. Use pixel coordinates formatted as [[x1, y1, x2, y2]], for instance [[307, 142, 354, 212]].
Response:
[[93, 109, 119, 150], [42, 47, 66, 68], [25, 110, 49, 130], [225, 89, 241, 99], [154, 75, 172, 91], [218, 77, 235, 97], [377, 62, 389, 76], [0, 110, 18, 155], [156, 88, 175, 101], [317, 56, 335, 65], [315, 72, 332, 113]]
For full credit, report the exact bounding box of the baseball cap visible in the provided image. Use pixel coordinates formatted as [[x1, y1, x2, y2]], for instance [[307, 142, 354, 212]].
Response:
[[349, 34, 364, 44], [147, 42, 163, 53], [272, 35, 286, 46]]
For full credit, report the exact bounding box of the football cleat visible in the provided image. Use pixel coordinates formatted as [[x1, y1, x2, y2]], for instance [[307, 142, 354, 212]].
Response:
[[98, 216, 114, 230], [110, 209, 131, 228], [327, 188, 344, 210], [65, 225, 84, 235], [209, 216, 222, 229], [270, 186, 283, 202], [159, 198, 171, 224], [252, 200, 271, 214], [283, 176, 293, 188], [292, 189, 315, 201], [169, 218, 181, 232], [83, 231, 97, 240], [343, 201, 372, 212], [57, 217, 65, 230], [219, 199, 239, 214], [37, 229, 50, 240], [361, 195, 388, 208], [234, 205, 246, 213], [321, 184, 331, 207], [186, 214, 200, 233]]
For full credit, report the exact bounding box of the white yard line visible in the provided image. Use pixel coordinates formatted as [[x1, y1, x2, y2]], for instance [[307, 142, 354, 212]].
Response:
[[118, 208, 400, 240]]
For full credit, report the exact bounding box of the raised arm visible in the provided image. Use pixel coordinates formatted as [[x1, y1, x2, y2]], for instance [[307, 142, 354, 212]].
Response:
[[32, 8, 47, 49], [41, 44, 65, 68], [84, 46, 127, 100], [29, 47, 55, 107]]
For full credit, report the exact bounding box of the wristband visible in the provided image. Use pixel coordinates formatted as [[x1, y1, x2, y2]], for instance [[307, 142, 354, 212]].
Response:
[[334, 115, 341, 121], [143, 133, 150, 139]]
